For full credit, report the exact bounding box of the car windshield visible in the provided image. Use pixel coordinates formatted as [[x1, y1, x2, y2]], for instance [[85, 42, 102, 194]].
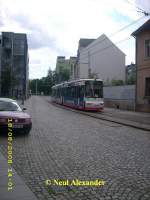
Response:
[[85, 81, 103, 98], [0, 101, 22, 111]]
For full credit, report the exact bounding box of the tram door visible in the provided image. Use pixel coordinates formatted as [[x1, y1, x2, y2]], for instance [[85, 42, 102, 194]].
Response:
[[78, 86, 85, 108], [74, 86, 78, 107]]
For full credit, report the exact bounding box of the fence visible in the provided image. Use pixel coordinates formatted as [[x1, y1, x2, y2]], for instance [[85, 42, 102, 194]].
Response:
[[103, 85, 135, 110]]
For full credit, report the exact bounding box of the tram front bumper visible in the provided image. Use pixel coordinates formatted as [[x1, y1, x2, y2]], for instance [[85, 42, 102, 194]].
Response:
[[85, 102, 104, 110]]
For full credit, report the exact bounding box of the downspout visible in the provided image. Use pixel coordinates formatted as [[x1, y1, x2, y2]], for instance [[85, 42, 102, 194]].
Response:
[[133, 35, 137, 112]]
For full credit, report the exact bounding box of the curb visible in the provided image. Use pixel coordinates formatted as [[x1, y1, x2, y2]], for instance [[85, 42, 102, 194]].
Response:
[[76, 111, 150, 132], [0, 152, 38, 200], [50, 102, 150, 132]]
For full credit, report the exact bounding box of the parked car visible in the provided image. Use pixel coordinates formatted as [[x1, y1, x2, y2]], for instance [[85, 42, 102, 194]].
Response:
[[0, 98, 32, 134]]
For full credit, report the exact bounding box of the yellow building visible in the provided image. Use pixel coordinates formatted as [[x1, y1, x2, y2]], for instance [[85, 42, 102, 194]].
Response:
[[132, 19, 150, 112]]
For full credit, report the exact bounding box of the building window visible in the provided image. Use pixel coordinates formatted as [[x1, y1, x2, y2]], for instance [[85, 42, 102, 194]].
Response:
[[14, 39, 25, 55], [145, 39, 150, 58], [145, 77, 150, 97]]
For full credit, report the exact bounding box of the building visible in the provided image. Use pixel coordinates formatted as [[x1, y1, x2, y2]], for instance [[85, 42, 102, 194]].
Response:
[[74, 34, 125, 83], [69, 56, 77, 80], [132, 19, 150, 112], [56, 56, 68, 74], [56, 56, 76, 82], [75, 38, 95, 79], [0, 32, 29, 99]]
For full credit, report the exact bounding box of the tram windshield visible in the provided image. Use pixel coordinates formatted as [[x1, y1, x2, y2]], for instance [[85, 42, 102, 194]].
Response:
[[85, 81, 103, 98]]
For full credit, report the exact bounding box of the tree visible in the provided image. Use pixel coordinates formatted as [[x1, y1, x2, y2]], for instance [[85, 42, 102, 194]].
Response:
[[29, 68, 55, 95], [58, 67, 70, 83], [52, 71, 59, 85], [111, 79, 124, 86], [89, 72, 98, 79], [126, 73, 136, 85], [29, 79, 38, 95]]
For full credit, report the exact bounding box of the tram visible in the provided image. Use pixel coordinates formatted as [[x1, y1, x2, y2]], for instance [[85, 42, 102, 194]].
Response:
[[51, 79, 104, 111]]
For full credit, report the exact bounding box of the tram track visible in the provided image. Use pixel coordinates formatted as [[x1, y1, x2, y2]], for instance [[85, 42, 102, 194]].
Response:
[[49, 101, 150, 132]]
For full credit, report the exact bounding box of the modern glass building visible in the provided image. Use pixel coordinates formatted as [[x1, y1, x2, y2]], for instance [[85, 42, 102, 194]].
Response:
[[0, 32, 29, 99]]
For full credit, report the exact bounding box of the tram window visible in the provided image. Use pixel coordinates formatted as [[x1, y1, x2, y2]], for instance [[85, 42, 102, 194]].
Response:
[[61, 88, 63, 96], [79, 86, 84, 98], [52, 89, 55, 96], [71, 87, 75, 97], [55, 89, 57, 97], [67, 87, 70, 97], [70, 87, 73, 97], [77, 87, 79, 98], [62, 88, 66, 96], [67, 87, 69, 97], [65, 88, 67, 96], [57, 88, 60, 97], [66, 87, 68, 97], [75, 87, 78, 98], [69, 87, 72, 97], [73, 87, 75, 97]]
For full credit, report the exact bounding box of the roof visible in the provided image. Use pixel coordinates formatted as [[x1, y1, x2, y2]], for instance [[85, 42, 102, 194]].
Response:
[[70, 56, 77, 60], [80, 34, 126, 56], [0, 98, 16, 102], [132, 19, 150, 36], [57, 56, 65, 59], [52, 79, 103, 88], [79, 39, 95, 48]]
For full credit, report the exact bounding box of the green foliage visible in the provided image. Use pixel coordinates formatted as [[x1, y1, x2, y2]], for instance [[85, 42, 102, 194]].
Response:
[[111, 79, 124, 86], [89, 72, 98, 79], [58, 68, 70, 82], [126, 73, 136, 85], [29, 67, 70, 95]]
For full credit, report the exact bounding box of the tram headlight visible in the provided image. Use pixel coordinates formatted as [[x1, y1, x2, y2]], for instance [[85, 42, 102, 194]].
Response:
[[86, 102, 92, 105]]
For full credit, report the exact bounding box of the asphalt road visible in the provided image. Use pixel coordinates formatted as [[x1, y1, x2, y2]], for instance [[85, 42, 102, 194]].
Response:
[[0, 96, 150, 200]]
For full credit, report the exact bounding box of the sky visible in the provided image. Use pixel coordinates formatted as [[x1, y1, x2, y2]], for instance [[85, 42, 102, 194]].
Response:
[[0, 0, 150, 79]]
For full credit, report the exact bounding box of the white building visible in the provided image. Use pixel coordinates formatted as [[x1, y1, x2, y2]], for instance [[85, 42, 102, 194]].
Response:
[[0, 35, 2, 96], [75, 34, 125, 84]]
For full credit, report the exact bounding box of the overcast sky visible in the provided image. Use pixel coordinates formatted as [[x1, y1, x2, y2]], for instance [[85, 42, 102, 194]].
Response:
[[0, 0, 150, 79]]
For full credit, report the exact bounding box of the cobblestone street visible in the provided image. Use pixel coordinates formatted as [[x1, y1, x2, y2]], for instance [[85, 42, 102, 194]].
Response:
[[0, 96, 150, 200]]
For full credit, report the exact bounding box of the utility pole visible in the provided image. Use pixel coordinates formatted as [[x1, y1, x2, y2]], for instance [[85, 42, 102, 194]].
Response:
[[137, 10, 150, 16], [88, 51, 91, 78], [35, 79, 38, 95]]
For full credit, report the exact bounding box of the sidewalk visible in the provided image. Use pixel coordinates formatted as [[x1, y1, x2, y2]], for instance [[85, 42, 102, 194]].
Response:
[[0, 152, 38, 200], [102, 107, 150, 125], [84, 107, 150, 131], [50, 100, 150, 131]]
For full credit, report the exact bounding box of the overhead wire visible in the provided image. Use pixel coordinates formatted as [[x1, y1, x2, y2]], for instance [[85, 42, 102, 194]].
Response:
[[80, 15, 145, 57], [125, 0, 146, 13], [76, 0, 150, 64], [79, 36, 132, 62], [79, 0, 150, 59]]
